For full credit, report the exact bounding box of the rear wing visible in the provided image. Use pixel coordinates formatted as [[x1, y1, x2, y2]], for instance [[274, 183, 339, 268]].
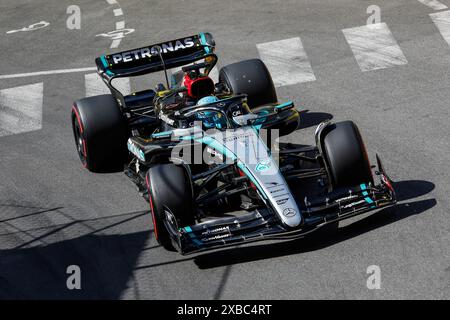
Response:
[[95, 32, 216, 82]]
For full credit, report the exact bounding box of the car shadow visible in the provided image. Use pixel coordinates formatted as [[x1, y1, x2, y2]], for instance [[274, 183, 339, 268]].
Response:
[[193, 179, 436, 269], [0, 180, 436, 297], [89, 162, 125, 174], [0, 209, 152, 299], [392, 180, 435, 202]]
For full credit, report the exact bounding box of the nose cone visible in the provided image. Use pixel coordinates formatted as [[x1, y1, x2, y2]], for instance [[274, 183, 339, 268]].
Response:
[[209, 127, 303, 229], [281, 207, 302, 228]]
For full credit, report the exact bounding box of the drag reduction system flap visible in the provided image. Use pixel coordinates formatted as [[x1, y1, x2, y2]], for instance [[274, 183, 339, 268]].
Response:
[[95, 33, 215, 80]]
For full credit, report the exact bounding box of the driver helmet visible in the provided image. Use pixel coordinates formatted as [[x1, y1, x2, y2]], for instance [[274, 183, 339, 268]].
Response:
[[197, 95, 219, 106], [195, 96, 226, 129]]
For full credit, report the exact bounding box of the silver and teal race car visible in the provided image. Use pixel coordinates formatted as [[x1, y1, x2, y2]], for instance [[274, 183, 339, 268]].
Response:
[[71, 33, 396, 254]]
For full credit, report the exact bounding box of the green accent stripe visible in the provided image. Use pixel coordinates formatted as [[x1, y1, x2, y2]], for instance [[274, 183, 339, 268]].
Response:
[[275, 101, 293, 109], [360, 183, 374, 204], [199, 33, 210, 53], [100, 55, 108, 68], [152, 130, 173, 138], [100, 56, 114, 76], [183, 226, 202, 246]]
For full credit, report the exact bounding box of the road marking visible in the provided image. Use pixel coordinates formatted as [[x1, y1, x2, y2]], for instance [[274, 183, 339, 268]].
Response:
[[95, 28, 134, 41], [342, 23, 408, 72], [116, 20, 125, 30], [0, 83, 43, 137], [85, 73, 130, 97], [111, 36, 123, 49], [99, 0, 128, 49], [6, 21, 50, 34], [417, 0, 448, 10], [112, 77, 132, 95], [430, 11, 450, 47], [111, 20, 127, 48], [0, 67, 97, 80], [113, 8, 123, 16], [256, 37, 316, 87]]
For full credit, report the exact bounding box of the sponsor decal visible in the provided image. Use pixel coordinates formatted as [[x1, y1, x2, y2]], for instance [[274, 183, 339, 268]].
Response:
[[270, 188, 284, 194], [336, 194, 358, 202], [111, 37, 195, 64], [202, 233, 230, 242], [282, 208, 296, 217], [276, 198, 289, 205], [273, 193, 290, 198], [127, 139, 145, 161], [342, 199, 366, 209], [201, 226, 230, 236], [256, 158, 271, 172], [222, 132, 252, 142], [200, 226, 231, 242]]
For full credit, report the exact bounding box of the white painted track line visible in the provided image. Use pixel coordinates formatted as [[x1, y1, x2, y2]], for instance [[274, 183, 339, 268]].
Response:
[[85, 73, 130, 97], [116, 21, 125, 30], [257, 37, 316, 87], [113, 8, 123, 16], [0, 67, 97, 80], [417, 0, 448, 11], [0, 83, 43, 137], [108, 77, 131, 95], [343, 23, 408, 72], [111, 37, 123, 49], [85, 73, 110, 97], [430, 11, 450, 48]]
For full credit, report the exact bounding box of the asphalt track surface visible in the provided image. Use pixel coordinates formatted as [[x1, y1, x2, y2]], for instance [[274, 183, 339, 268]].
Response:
[[0, 0, 448, 299]]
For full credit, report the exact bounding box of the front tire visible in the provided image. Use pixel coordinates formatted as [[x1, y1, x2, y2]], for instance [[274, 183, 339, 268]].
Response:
[[145, 164, 196, 251], [321, 121, 374, 189]]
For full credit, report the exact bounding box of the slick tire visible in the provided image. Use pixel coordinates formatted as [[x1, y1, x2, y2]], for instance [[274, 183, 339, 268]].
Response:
[[145, 164, 196, 251], [219, 59, 277, 109], [71, 94, 127, 172], [321, 121, 374, 189]]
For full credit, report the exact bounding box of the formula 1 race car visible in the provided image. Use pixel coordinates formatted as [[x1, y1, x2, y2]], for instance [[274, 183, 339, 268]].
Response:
[[71, 33, 396, 254]]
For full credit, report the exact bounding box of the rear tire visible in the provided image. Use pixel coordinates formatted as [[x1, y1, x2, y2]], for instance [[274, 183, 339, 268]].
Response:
[[71, 94, 127, 172], [219, 59, 277, 109], [321, 121, 374, 189], [145, 164, 195, 251]]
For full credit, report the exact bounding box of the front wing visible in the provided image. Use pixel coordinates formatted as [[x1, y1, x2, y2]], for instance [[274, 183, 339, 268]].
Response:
[[166, 171, 396, 255]]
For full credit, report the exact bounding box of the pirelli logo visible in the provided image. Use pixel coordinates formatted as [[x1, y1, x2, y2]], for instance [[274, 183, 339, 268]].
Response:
[[111, 37, 196, 64]]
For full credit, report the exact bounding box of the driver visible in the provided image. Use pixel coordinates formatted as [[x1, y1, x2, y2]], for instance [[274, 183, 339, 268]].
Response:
[[154, 65, 250, 131], [194, 95, 228, 130], [155, 71, 221, 130]]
